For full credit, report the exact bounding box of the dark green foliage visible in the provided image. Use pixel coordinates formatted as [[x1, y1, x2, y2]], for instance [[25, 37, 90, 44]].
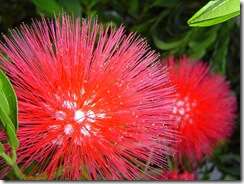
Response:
[[0, 0, 240, 180]]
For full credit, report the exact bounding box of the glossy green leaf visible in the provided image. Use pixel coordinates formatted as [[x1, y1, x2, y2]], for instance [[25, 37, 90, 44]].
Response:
[[188, 0, 240, 27], [0, 91, 10, 115], [31, 0, 62, 17], [0, 69, 18, 131], [0, 105, 19, 149], [0, 142, 4, 154]]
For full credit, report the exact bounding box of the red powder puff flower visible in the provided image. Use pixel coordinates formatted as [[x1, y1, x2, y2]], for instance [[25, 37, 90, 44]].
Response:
[[0, 14, 177, 180], [158, 170, 197, 180], [162, 56, 237, 164]]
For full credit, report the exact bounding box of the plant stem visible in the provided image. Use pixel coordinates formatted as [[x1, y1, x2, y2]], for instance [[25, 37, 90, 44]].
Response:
[[12, 162, 26, 180], [0, 152, 13, 166], [0, 150, 26, 180], [12, 148, 17, 162]]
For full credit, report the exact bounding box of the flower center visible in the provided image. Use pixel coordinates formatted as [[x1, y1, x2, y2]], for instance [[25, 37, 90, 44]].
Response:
[[49, 90, 106, 146], [172, 95, 197, 126]]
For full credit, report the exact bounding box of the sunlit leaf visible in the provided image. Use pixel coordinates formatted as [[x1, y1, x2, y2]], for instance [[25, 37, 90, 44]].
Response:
[[0, 69, 18, 131], [0, 142, 4, 154], [188, 0, 240, 27], [0, 91, 10, 116], [0, 105, 19, 149]]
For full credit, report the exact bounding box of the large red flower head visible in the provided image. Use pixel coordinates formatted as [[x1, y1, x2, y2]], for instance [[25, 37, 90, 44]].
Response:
[[0, 14, 177, 180], [162, 56, 237, 164]]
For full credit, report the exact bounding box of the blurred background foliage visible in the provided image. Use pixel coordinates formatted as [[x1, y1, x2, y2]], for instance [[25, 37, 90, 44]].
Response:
[[0, 0, 240, 180]]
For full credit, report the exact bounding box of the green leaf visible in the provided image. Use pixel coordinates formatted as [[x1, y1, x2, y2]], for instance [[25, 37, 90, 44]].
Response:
[[188, 31, 217, 50], [80, 0, 100, 9], [149, 0, 181, 8], [188, 0, 240, 27], [129, 0, 138, 16], [187, 25, 219, 59], [152, 36, 184, 50], [130, 21, 153, 33], [219, 153, 240, 163], [211, 19, 235, 75], [0, 69, 18, 131], [0, 142, 4, 154], [31, 0, 62, 17], [152, 31, 191, 50], [0, 105, 19, 149], [223, 174, 236, 180], [0, 91, 10, 115], [59, 0, 82, 18]]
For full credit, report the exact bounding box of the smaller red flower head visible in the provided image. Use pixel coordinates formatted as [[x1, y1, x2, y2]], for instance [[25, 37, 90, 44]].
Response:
[[158, 170, 197, 180], [162, 56, 237, 163]]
